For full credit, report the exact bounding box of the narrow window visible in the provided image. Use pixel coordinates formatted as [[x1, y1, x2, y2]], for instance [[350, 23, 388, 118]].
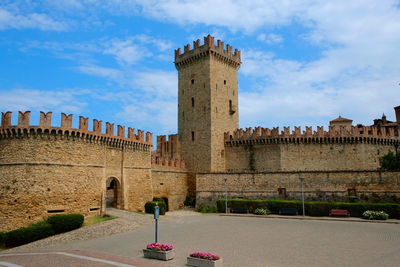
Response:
[[191, 97, 194, 107], [203, 83, 205, 88], [203, 106, 206, 112], [216, 107, 218, 113], [191, 131, 195, 141], [233, 90, 235, 96], [229, 100, 232, 110], [191, 79, 194, 84], [216, 83, 218, 90], [182, 89, 184, 95], [224, 80, 226, 85]]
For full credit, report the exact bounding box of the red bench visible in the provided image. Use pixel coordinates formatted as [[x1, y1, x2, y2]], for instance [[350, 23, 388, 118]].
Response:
[[329, 209, 350, 217]]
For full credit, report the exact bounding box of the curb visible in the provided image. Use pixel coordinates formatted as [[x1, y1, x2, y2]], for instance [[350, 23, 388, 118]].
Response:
[[220, 214, 400, 224]]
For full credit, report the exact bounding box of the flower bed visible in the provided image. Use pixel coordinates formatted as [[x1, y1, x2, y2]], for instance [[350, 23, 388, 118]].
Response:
[[143, 243, 174, 261], [146, 243, 173, 251], [187, 252, 222, 267]]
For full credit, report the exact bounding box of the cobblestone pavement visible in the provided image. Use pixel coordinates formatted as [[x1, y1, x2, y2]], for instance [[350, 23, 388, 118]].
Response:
[[2, 210, 400, 267]]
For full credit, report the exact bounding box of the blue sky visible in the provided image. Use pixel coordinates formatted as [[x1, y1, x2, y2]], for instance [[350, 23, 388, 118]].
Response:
[[1, 0, 400, 142]]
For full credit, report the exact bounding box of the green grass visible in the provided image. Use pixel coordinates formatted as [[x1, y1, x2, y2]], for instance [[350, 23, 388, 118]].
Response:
[[84, 215, 117, 226]]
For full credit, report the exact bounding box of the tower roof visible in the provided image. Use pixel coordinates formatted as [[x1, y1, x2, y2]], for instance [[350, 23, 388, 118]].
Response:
[[330, 116, 353, 123]]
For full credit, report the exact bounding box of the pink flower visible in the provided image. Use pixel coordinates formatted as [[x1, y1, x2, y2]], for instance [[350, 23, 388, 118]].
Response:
[[190, 252, 220, 260], [146, 243, 174, 251]]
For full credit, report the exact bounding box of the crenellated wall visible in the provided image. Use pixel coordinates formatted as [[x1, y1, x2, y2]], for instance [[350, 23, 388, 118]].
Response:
[[225, 126, 400, 172], [0, 111, 153, 232]]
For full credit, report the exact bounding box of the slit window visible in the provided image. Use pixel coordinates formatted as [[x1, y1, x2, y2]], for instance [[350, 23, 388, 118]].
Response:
[[191, 131, 195, 141], [191, 79, 194, 84], [191, 97, 194, 107], [89, 207, 100, 212], [224, 80, 226, 85], [47, 209, 65, 214]]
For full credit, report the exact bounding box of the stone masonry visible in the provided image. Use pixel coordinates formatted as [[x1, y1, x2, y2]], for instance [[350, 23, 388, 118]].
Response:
[[1, 36, 400, 231]]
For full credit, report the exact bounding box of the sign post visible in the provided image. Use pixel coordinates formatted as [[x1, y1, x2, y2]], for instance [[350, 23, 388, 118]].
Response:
[[154, 204, 160, 243]]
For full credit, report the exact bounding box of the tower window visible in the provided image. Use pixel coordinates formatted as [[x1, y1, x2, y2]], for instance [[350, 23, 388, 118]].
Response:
[[233, 90, 235, 96], [216, 84, 218, 90], [203, 83, 205, 88], [182, 89, 184, 95], [191, 131, 195, 141], [191, 97, 194, 107], [224, 80, 226, 85], [191, 79, 194, 84]]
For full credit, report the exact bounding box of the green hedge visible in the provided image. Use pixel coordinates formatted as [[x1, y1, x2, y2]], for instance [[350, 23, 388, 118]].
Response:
[[3, 222, 55, 247], [46, 214, 84, 234], [217, 199, 400, 218], [144, 201, 166, 215]]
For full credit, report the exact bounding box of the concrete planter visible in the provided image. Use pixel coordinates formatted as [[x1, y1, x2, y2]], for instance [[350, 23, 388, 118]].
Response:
[[143, 249, 175, 261], [187, 256, 223, 267]]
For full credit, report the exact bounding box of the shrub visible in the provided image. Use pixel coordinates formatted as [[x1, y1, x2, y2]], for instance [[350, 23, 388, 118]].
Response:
[[46, 214, 84, 234], [184, 196, 196, 207], [144, 201, 166, 215], [216, 199, 400, 218], [379, 151, 400, 171], [0, 232, 5, 247], [152, 197, 165, 203], [254, 208, 270, 215], [3, 222, 55, 247], [363, 210, 389, 220], [196, 204, 217, 213]]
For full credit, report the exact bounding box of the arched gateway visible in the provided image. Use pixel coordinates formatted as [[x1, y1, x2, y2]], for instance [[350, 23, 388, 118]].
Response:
[[105, 177, 122, 209]]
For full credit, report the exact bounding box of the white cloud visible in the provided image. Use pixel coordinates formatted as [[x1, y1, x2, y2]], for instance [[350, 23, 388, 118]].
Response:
[[132, 71, 177, 96], [77, 65, 123, 81], [0, 8, 68, 31], [257, 33, 283, 45], [0, 89, 86, 113], [104, 39, 151, 66]]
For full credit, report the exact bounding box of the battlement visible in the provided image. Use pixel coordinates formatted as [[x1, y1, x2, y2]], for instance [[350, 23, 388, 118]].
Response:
[[0, 111, 153, 148], [151, 153, 186, 170], [225, 125, 400, 145], [155, 134, 181, 160], [174, 35, 241, 70]]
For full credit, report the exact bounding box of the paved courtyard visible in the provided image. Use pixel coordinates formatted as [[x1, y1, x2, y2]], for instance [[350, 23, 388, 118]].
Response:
[[1, 210, 400, 267]]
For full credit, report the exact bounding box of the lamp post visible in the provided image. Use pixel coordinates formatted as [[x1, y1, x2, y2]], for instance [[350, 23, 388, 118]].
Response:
[[224, 178, 228, 214], [299, 177, 305, 216]]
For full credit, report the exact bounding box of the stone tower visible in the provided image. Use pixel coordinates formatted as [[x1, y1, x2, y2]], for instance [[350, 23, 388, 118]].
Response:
[[175, 35, 241, 172]]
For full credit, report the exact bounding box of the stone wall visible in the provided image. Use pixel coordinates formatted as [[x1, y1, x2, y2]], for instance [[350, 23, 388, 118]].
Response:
[[225, 142, 397, 172], [196, 171, 400, 207], [0, 112, 153, 232], [151, 167, 191, 211]]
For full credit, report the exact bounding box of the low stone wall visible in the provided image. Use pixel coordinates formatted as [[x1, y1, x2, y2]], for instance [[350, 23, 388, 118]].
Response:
[[196, 171, 400, 207], [151, 168, 191, 211]]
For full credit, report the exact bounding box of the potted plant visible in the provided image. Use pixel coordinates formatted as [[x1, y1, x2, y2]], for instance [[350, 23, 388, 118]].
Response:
[[187, 252, 222, 267], [143, 243, 175, 261]]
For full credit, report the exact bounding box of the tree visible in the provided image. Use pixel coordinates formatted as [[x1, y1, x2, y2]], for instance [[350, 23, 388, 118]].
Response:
[[379, 151, 400, 171]]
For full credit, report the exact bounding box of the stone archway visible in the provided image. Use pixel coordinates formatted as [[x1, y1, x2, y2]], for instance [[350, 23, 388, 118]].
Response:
[[105, 177, 122, 209]]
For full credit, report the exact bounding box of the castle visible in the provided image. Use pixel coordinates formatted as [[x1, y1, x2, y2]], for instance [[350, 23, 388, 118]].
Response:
[[1, 35, 399, 232]]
